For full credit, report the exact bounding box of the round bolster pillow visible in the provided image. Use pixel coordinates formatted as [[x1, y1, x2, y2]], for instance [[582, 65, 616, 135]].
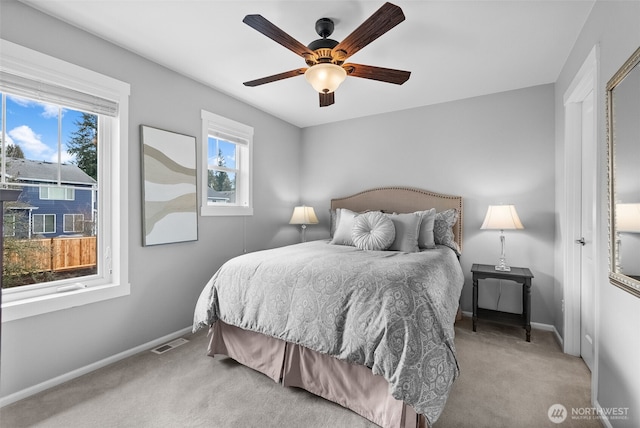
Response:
[[351, 211, 396, 251]]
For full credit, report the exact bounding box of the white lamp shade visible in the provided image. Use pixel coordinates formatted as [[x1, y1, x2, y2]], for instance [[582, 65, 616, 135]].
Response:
[[481, 205, 524, 230], [289, 206, 319, 225], [616, 203, 640, 233], [304, 63, 347, 93]]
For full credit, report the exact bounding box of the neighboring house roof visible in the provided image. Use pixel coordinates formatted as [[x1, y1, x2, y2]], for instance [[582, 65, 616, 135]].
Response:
[[5, 201, 38, 210], [207, 188, 232, 201], [4, 157, 96, 185]]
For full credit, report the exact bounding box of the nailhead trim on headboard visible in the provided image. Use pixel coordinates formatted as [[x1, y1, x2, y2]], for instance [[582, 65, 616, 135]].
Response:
[[331, 186, 463, 252]]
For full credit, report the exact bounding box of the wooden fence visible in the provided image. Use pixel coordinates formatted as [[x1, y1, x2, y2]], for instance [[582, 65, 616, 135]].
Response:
[[6, 236, 97, 273]]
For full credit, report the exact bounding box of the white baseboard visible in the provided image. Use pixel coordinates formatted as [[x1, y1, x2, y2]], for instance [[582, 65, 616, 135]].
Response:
[[0, 326, 193, 408], [461, 311, 563, 346], [594, 399, 613, 428], [531, 320, 564, 347]]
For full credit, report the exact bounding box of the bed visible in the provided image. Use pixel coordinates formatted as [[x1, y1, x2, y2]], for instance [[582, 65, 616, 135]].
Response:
[[193, 187, 464, 427]]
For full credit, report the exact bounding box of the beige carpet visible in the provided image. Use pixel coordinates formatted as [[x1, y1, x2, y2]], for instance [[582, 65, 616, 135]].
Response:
[[438, 318, 599, 428], [0, 317, 600, 428]]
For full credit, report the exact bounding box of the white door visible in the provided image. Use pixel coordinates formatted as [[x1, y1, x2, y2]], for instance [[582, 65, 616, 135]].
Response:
[[579, 90, 595, 372]]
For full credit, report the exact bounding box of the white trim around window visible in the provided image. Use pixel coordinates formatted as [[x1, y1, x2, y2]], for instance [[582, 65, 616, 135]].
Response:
[[0, 39, 130, 322], [63, 213, 84, 233], [33, 213, 56, 234], [40, 186, 75, 200], [200, 110, 253, 216]]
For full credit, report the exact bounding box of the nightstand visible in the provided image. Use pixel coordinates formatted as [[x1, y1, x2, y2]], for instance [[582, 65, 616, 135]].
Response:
[[471, 263, 534, 342]]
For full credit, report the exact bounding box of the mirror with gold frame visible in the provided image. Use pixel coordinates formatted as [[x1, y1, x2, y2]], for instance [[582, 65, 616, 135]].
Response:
[[608, 46, 640, 298]]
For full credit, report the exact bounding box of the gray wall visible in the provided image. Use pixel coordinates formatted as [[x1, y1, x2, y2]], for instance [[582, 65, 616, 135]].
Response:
[[300, 84, 556, 323], [0, 0, 302, 398], [4, 1, 640, 422], [554, 1, 640, 424]]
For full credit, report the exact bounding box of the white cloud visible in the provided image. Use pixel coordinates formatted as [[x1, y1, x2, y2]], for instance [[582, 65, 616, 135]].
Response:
[[42, 104, 60, 119], [2, 133, 15, 146], [7, 95, 60, 119], [7, 95, 31, 107], [49, 151, 76, 164], [7, 125, 52, 158]]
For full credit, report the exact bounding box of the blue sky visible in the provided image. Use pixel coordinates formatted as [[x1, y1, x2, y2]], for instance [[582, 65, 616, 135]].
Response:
[[2, 93, 85, 164], [207, 137, 236, 171], [3, 92, 237, 172]]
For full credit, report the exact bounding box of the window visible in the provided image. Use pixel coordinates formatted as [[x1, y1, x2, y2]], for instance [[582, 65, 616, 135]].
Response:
[[33, 214, 56, 234], [40, 187, 75, 200], [63, 214, 84, 233], [201, 110, 253, 216], [1, 39, 130, 322], [207, 138, 238, 204], [4, 214, 16, 237]]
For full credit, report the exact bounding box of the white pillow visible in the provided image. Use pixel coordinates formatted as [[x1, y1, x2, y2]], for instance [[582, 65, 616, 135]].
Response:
[[330, 208, 358, 246], [351, 211, 395, 251]]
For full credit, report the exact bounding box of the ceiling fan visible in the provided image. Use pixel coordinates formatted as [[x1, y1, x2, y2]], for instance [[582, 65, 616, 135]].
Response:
[[242, 2, 411, 107]]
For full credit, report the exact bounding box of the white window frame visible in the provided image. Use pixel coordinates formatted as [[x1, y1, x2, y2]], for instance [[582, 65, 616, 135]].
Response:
[[63, 213, 84, 233], [200, 110, 253, 216], [33, 213, 56, 234], [4, 214, 16, 237], [1, 39, 130, 322], [40, 186, 75, 200]]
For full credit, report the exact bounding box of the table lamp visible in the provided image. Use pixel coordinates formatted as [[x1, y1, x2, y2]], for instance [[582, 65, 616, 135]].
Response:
[[289, 205, 319, 242], [481, 204, 524, 271], [616, 203, 640, 233], [615, 203, 640, 271]]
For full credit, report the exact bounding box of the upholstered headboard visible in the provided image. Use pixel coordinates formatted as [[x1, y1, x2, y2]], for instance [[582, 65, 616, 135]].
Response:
[[331, 187, 463, 251]]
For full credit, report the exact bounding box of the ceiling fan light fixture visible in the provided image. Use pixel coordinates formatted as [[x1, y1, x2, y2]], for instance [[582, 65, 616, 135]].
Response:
[[242, 3, 409, 106], [304, 63, 347, 93]]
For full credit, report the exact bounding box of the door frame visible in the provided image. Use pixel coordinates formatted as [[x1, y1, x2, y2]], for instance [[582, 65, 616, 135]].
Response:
[[562, 45, 599, 400]]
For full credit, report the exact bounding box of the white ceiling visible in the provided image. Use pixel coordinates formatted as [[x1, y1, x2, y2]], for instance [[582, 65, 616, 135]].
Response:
[[20, 0, 595, 128]]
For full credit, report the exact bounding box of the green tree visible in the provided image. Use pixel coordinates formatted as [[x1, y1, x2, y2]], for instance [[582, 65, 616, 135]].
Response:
[[209, 148, 233, 191], [0, 136, 24, 159], [6, 144, 24, 158], [67, 113, 97, 179]]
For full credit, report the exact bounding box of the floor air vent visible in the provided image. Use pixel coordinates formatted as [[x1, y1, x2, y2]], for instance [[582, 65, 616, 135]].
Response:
[[151, 337, 189, 354]]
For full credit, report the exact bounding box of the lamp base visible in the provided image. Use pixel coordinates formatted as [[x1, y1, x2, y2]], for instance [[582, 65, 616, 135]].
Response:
[[495, 241, 511, 271]]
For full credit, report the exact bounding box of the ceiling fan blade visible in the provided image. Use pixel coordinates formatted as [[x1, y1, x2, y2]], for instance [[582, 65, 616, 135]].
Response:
[[243, 68, 307, 87], [332, 2, 405, 61], [343, 63, 410, 85], [319, 92, 335, 107], [243, 14, 315, 58]]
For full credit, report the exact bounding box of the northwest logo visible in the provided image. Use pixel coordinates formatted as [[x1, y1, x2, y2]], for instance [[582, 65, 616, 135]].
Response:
[[548, 404, 568, 423]]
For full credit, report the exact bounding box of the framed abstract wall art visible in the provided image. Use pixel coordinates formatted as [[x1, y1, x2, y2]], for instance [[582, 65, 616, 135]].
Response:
[[141, 125, 198, 246]]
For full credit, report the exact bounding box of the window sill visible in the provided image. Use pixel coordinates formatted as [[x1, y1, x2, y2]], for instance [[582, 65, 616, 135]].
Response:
[[2, 282, 130, 322], [201, 205, 254, 216]]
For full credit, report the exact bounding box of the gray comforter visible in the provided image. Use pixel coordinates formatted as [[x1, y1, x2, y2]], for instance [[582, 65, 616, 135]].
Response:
[[193, 240, 464, 424]]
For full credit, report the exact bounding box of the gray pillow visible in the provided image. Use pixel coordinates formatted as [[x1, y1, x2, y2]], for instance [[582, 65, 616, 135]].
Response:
[[434, 209, 460, 254], [416, 208, 437, 249], [351, 211, 395, 251], [330, 208, 358, 246], [387, 212, 421, 252]]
